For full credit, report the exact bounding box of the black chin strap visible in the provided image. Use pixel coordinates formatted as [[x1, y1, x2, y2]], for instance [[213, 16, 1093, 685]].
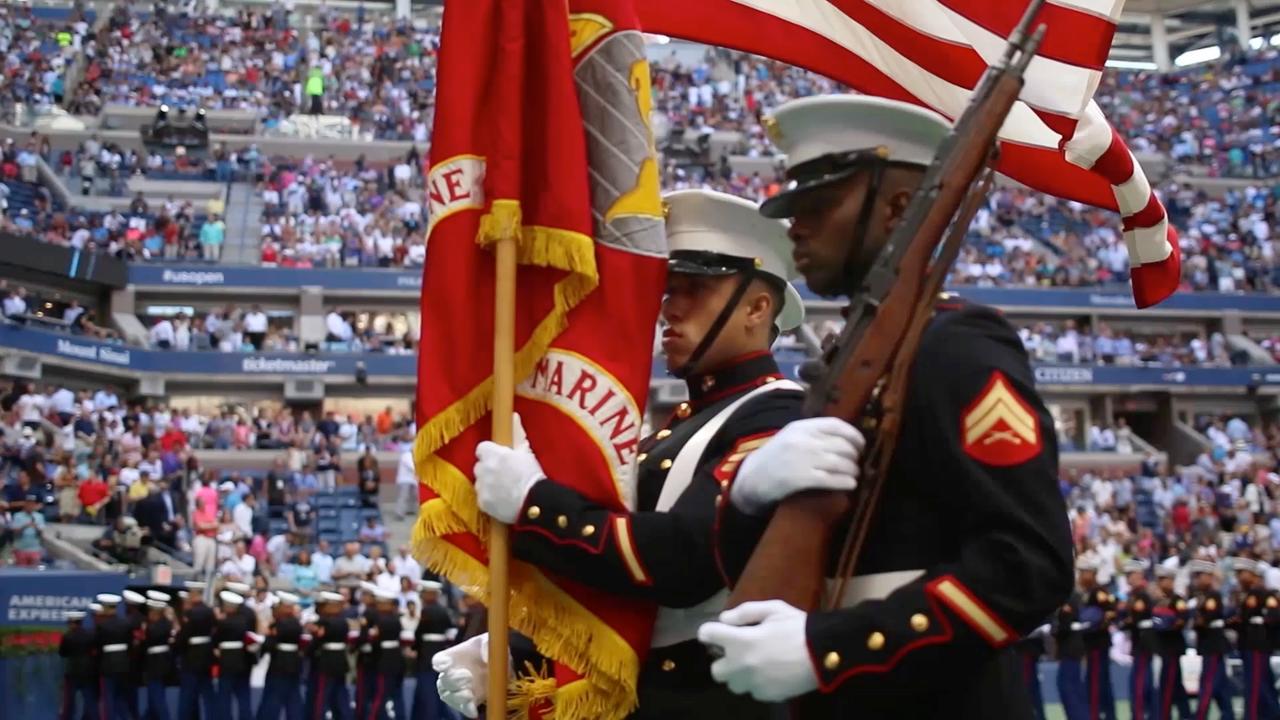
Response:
[[842, 158, 888, 294], [672, 274, 755, 380]]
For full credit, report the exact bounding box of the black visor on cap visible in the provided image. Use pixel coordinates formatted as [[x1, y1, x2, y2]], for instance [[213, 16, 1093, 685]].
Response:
[[760, 147, 906, 219], [668, 250, 759, 276]]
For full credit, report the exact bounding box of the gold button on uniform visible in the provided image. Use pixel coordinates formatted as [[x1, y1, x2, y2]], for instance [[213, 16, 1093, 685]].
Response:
[[866, 632, 885, 651], [910, 614, 929, 633], [676, 403, 691, 419], [637, 453, 648, 463], [823, 652, 840, 670], [526, 506, 541, 520], [581, 525, 595, 537], [659, 459, 673, 470], [556, 515, 568, 529], [661, 659, 676, 672], [656, 429, 672, 440]]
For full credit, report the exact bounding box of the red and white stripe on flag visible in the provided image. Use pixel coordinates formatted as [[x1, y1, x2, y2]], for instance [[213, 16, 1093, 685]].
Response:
[[637, 0, 1180, 308]]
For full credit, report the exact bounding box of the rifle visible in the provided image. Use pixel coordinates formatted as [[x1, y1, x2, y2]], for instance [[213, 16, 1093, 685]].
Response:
[[726, 1, 1048, 616]]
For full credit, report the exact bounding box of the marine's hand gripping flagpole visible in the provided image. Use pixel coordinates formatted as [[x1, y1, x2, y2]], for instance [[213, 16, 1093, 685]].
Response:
[[488, 236, 516, 718]]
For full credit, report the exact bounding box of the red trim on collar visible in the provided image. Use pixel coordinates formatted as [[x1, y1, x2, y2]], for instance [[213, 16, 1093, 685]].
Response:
[[696, 373, 785, 409]]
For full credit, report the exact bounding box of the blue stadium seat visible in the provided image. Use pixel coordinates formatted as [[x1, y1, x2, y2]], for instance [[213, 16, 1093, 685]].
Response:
[[314, 495, 337, 508], [317, 507, 339, 519], [317, 519, 339, 534]]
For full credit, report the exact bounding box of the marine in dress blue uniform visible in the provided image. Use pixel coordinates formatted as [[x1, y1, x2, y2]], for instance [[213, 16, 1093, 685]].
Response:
[[1054, 560, 1093, 720], [1188, 560, 1234, 720], [59, 610, 99, 720], [1121, 560, 1157, 720], [1079, 564, 1117, 720], [410, 581, 457, 720], [309, 592, 353, 720], [258, 592, 305, 720], [1014, 623, 1049, 720], [699, 96, 1075, 720], [354, 586, 379, 720], [175, 583, 218, 720], [142, 599, 173, 720], [215, 590, 255, 719], [437, 189, 809, 720], [1151, 564, 1192, 720], [365, 590, 407, 720], [123, 590, 149, 720], [1228, 557, 1279, 720], [95, 594, 134, 720]]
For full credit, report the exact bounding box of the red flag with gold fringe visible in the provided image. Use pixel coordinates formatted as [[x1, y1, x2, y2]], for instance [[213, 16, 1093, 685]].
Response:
[[413, 0, 667, 718]]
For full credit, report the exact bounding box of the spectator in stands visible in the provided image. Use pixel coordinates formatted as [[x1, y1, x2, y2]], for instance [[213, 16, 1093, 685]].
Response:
[[286, 490, 314, 545], [10, 494, 45, 566], [149, 317, 175, 350], [293, 548, 319, 596], [358, 516, 386, 544], [191, 491, 219, 577], [220, 539, 256, 582], [392, 545, 422, 583], [312, 538, 335, 585], [332, 541, 369, 589], [357, 447, 379, 508], [394, 448, 416, 521], [200, 214, 225, 262], [233, 490, 256, 538]]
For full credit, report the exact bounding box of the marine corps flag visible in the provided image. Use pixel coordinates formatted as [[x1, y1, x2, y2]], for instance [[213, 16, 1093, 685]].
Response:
[[414, 0, 666, 718]]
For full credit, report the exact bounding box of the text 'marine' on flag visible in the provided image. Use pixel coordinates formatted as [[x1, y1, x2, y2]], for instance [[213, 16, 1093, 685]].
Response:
[[413, 1, 667, 719], [638, 0, 1180, 308]]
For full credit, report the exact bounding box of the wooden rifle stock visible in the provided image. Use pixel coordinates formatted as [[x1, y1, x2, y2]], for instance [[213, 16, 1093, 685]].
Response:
[[725, 3, 1048, 622]]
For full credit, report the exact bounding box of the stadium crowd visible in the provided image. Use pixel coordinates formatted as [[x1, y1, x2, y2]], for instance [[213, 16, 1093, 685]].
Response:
[[0, 377, 418, 570]]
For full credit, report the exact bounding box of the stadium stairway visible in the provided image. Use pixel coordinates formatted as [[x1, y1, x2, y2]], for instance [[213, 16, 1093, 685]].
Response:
[[222, 181, 262, 264]]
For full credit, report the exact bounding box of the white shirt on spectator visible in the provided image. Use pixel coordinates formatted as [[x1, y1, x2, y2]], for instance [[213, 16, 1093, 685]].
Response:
[[17, 393, 46, 423], [139, 458, 162, 480], [326, 312, 353, 341], [3, 294, 27, 318], [243, 311, 269, 333], [50, 387, 76, 415], [150, 319, 176, 347], [94, 386, 120, 409], [393, 551, 422, 582], [395, 450, 417, 487], [233, 501, 254, 538]]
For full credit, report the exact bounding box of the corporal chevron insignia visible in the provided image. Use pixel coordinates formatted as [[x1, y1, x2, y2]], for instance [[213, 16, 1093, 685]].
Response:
[[713, 433, 777, 483], [960, 371, 1041, 467]]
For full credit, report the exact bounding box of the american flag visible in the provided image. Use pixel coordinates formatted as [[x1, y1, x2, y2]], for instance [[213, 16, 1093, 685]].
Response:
[[638, 0, 1180, 308]]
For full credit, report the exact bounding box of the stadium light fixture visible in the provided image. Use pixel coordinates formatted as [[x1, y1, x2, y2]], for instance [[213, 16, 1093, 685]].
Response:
[[1174, 45, 1221, 67], [1105, 59, 1158, 70]]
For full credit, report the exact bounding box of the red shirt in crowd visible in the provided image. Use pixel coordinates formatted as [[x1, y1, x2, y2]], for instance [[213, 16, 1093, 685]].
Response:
[[78, 477, 109, 509], [160, 427, 188, 453]]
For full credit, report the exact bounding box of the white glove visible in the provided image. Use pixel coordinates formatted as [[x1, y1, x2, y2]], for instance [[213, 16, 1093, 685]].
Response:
[[730, 418, 865, 515], [433, 633, 511, 719], [697, 600, 817, 702], [474, 413, 545, 523], [1070, 622, 1087, 631]]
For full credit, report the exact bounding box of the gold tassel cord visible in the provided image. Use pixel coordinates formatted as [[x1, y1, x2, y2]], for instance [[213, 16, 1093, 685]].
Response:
[[411, 511, 641, 720]]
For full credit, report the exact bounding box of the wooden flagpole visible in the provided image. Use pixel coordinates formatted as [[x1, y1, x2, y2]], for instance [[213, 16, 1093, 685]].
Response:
[[487, 233, 516, 718]]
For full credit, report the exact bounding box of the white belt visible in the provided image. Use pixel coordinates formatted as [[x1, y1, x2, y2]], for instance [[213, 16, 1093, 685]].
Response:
[[147, 645, 170, 655], [420, 634, 448, 642], [322, 642, 346, 651], [189, 636, 211, 645], [277, 643, 299, 652], [103, 644, 129, 653], [827, 569, 925, 607], [653, 589, 728, 648], [1250, 617, 1266, 625], [219, 641, 244, 650], [1137, 620, 1155, 629], [1210, 620, 1225, 629], [379, 640, 400, 649], [359, 644, 372, 653]]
